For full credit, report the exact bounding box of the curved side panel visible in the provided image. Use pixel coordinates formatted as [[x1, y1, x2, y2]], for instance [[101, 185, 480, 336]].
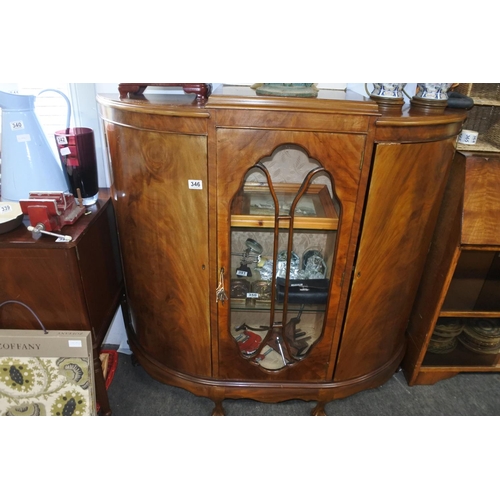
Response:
[[335, 138, 458, 381], [104, 119, 211, 378]]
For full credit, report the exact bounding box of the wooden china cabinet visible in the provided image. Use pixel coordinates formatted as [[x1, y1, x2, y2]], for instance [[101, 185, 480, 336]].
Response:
[[97, 85, 465, 415]]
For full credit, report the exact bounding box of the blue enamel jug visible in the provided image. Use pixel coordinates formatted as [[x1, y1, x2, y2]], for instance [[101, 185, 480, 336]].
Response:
[[0, 89, 71, 202]]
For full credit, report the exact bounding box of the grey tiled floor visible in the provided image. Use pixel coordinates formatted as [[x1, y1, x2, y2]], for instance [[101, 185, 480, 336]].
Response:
[[106, 352, 500, 416]]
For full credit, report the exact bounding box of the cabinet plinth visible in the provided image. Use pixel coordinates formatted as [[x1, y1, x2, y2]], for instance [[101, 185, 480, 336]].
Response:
[[98, 86, 465, 414]]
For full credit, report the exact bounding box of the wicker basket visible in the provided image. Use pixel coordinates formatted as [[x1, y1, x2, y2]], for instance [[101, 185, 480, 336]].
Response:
[[456, 83, 500, 150], [464, 105, 500, 147], [455, 83, 500, 102]]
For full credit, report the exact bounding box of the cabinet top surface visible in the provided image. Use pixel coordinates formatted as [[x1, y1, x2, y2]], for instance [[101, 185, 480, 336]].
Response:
[[0, 190, 111, 249], [97, 86, 467, 126], [97, 85, 380, 115]]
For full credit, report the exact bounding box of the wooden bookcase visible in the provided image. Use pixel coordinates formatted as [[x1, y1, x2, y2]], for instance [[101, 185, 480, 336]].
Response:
[[403, 151, 500, 385]]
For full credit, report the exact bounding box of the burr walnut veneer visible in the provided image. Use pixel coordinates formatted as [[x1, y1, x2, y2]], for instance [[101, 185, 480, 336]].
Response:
[[98, 86, 465, 415]]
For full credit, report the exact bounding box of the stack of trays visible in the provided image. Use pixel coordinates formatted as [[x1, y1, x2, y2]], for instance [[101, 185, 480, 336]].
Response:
[[427, 318, 464, 354], [458, 318, 500, 354]]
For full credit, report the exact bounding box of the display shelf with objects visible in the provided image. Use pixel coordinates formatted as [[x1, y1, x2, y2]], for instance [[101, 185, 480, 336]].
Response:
[[98, 84, 466, 415], [403, 151, 500, 385]]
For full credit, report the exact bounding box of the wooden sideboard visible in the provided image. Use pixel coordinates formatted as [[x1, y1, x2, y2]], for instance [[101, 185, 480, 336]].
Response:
[[98, 86, 465, 415], [0, 191, 124, 415]]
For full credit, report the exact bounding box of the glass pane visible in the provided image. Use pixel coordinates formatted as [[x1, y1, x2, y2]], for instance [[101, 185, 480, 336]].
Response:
[[228, 146, 340, 371]]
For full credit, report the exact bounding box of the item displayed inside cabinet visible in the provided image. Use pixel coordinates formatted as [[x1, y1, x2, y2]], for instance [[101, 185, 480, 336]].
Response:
[[459, 318, 500, 354], [230, 279, 250, 299], [234, 324, 266, 356], [231, 183, 338, 230], [427, 318, 464, 354], [232, 237, 263, 278], [251, 281, 272, 303], [283, 305, 311, 359], [276, 278, 330, 304], [302, 249, 327, 276], [253, 248, 329, 282], [232, 306, 312, 370]]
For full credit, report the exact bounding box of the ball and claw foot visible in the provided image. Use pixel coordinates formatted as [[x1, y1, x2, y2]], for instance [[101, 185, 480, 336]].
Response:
[[311, 401, 327, 416], [212, 400, 226, 416]]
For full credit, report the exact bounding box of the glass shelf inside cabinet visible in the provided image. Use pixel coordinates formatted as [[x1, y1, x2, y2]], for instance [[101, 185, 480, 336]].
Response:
[[227, 148, 339, 372]]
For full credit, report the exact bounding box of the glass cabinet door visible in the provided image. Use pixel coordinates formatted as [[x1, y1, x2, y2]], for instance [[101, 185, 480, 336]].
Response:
[[216, 130, 367, 380]]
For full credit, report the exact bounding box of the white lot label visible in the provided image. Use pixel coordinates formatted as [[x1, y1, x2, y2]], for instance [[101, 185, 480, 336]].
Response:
[[188, 180, 203, 190], [10, 120, 24, 131]]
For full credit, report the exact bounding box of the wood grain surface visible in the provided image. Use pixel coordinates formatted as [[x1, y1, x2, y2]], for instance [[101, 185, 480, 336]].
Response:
[[98, 90, 466, 407], [104, 121, 212, 378], [335, 138, 458, 382], [462, 152, 500, 245]]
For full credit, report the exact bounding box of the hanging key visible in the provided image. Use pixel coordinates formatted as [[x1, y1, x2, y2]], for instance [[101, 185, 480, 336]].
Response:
[[216, 267, 228, 304]]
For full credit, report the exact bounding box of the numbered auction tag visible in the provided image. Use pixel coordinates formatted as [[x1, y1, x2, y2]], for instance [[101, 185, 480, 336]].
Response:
[[188, 180, 203, 190], [10, 120, 24, 131], [236, 270, 248, 277], [56, 135, 68, 145], [246, 292, 259, 299], [0, 204, 12, 213]]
